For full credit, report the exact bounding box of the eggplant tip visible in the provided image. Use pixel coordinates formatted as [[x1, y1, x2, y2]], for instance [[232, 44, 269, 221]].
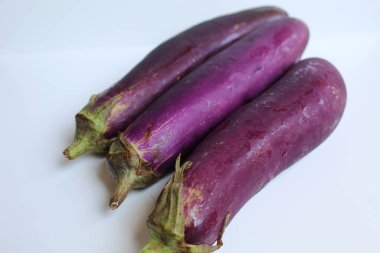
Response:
[[63, 145, 80, 160], [109, 191, 127, 210], [63, 148, 71, 159], [109, 200, 120, 210], [63, 138, 93, 160]]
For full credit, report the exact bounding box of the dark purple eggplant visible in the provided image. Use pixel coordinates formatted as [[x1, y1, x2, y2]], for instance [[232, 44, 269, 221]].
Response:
[[107, 17, 309, 209], [139, 58, 347, 252], [63, 7, 288, 159]]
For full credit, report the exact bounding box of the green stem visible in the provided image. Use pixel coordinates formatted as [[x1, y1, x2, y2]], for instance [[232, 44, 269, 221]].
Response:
[[64, 93, 123, 160], [63, 113, 109, 159], [139, 236, 176, 253], [139, 155, 230, 253], [108, 167, 149, 209], [107, 135, 157, 209], [64, 133, 93, 159]]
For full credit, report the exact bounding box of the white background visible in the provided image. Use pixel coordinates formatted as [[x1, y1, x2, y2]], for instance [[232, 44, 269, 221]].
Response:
[[1, 0, 379, 252]]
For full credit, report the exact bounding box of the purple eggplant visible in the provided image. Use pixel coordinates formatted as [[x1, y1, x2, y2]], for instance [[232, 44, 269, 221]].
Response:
[[63, 7, 288, 159], [107, 17, 309, 209], [139, 58, 347, 252]]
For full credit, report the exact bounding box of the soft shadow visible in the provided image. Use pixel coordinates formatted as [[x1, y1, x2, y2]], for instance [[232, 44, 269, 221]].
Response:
[[57, 148, 106, 168], [133, 190, 155, 249], [97, 160, 114, 193], [95, 158, 172, 251], [57, 150, 72, 167], [96, 159, 116, 213], [133, 175, 171, 250]]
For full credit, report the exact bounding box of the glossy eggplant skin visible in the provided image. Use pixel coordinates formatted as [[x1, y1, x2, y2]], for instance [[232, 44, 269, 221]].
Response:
[[184, 58, 346, 245], [64, 7, 288, 159], [141, 58, 347, 253], [107, 17, 309, 209]]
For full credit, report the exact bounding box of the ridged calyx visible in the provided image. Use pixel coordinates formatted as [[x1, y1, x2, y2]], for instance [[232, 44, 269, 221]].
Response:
[[107, 135, 158, 209], [140, 155, 230, 253], [63, 93, 122, 159]]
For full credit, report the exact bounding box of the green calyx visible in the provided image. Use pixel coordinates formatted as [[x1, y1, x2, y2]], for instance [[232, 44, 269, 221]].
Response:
[[140, 155, 230, 253], [107, 136, 158, 209], [63, 94, 122, 159]]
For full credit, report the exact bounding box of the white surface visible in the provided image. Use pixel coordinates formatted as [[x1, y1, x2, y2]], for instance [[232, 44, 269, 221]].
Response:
[[1, 1, 379, 252]]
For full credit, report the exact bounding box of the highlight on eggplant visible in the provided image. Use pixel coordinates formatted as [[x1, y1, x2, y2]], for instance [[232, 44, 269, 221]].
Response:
[[106, 17, 309, 209], [63, 6, 288, 159], [139, 58, 347, 252]]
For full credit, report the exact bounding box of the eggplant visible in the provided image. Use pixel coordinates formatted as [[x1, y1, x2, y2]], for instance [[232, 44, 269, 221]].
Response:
[[63, 7, 288, 159], [139, 58, 347, 252], [107, 17, 309, 209]]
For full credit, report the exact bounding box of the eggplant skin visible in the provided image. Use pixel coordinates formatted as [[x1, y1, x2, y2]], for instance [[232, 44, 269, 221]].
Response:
[[98, 7, 288, 138], [107, 16, 309, 209], [64, 7, 288, 159], [123, 17, 309, 174], [182, 58, 347, 245]]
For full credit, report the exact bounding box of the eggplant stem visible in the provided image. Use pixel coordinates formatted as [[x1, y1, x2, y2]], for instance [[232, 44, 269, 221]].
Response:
[[109, 176, 134, 210], [107, 135, 157, 209], [63, 135, 93, 159]]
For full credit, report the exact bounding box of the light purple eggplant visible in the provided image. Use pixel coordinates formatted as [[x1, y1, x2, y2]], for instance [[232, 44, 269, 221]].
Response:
[[139, 58, 347, 253], [106, 17, 309, 209], [63, 7, 288, 159]]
